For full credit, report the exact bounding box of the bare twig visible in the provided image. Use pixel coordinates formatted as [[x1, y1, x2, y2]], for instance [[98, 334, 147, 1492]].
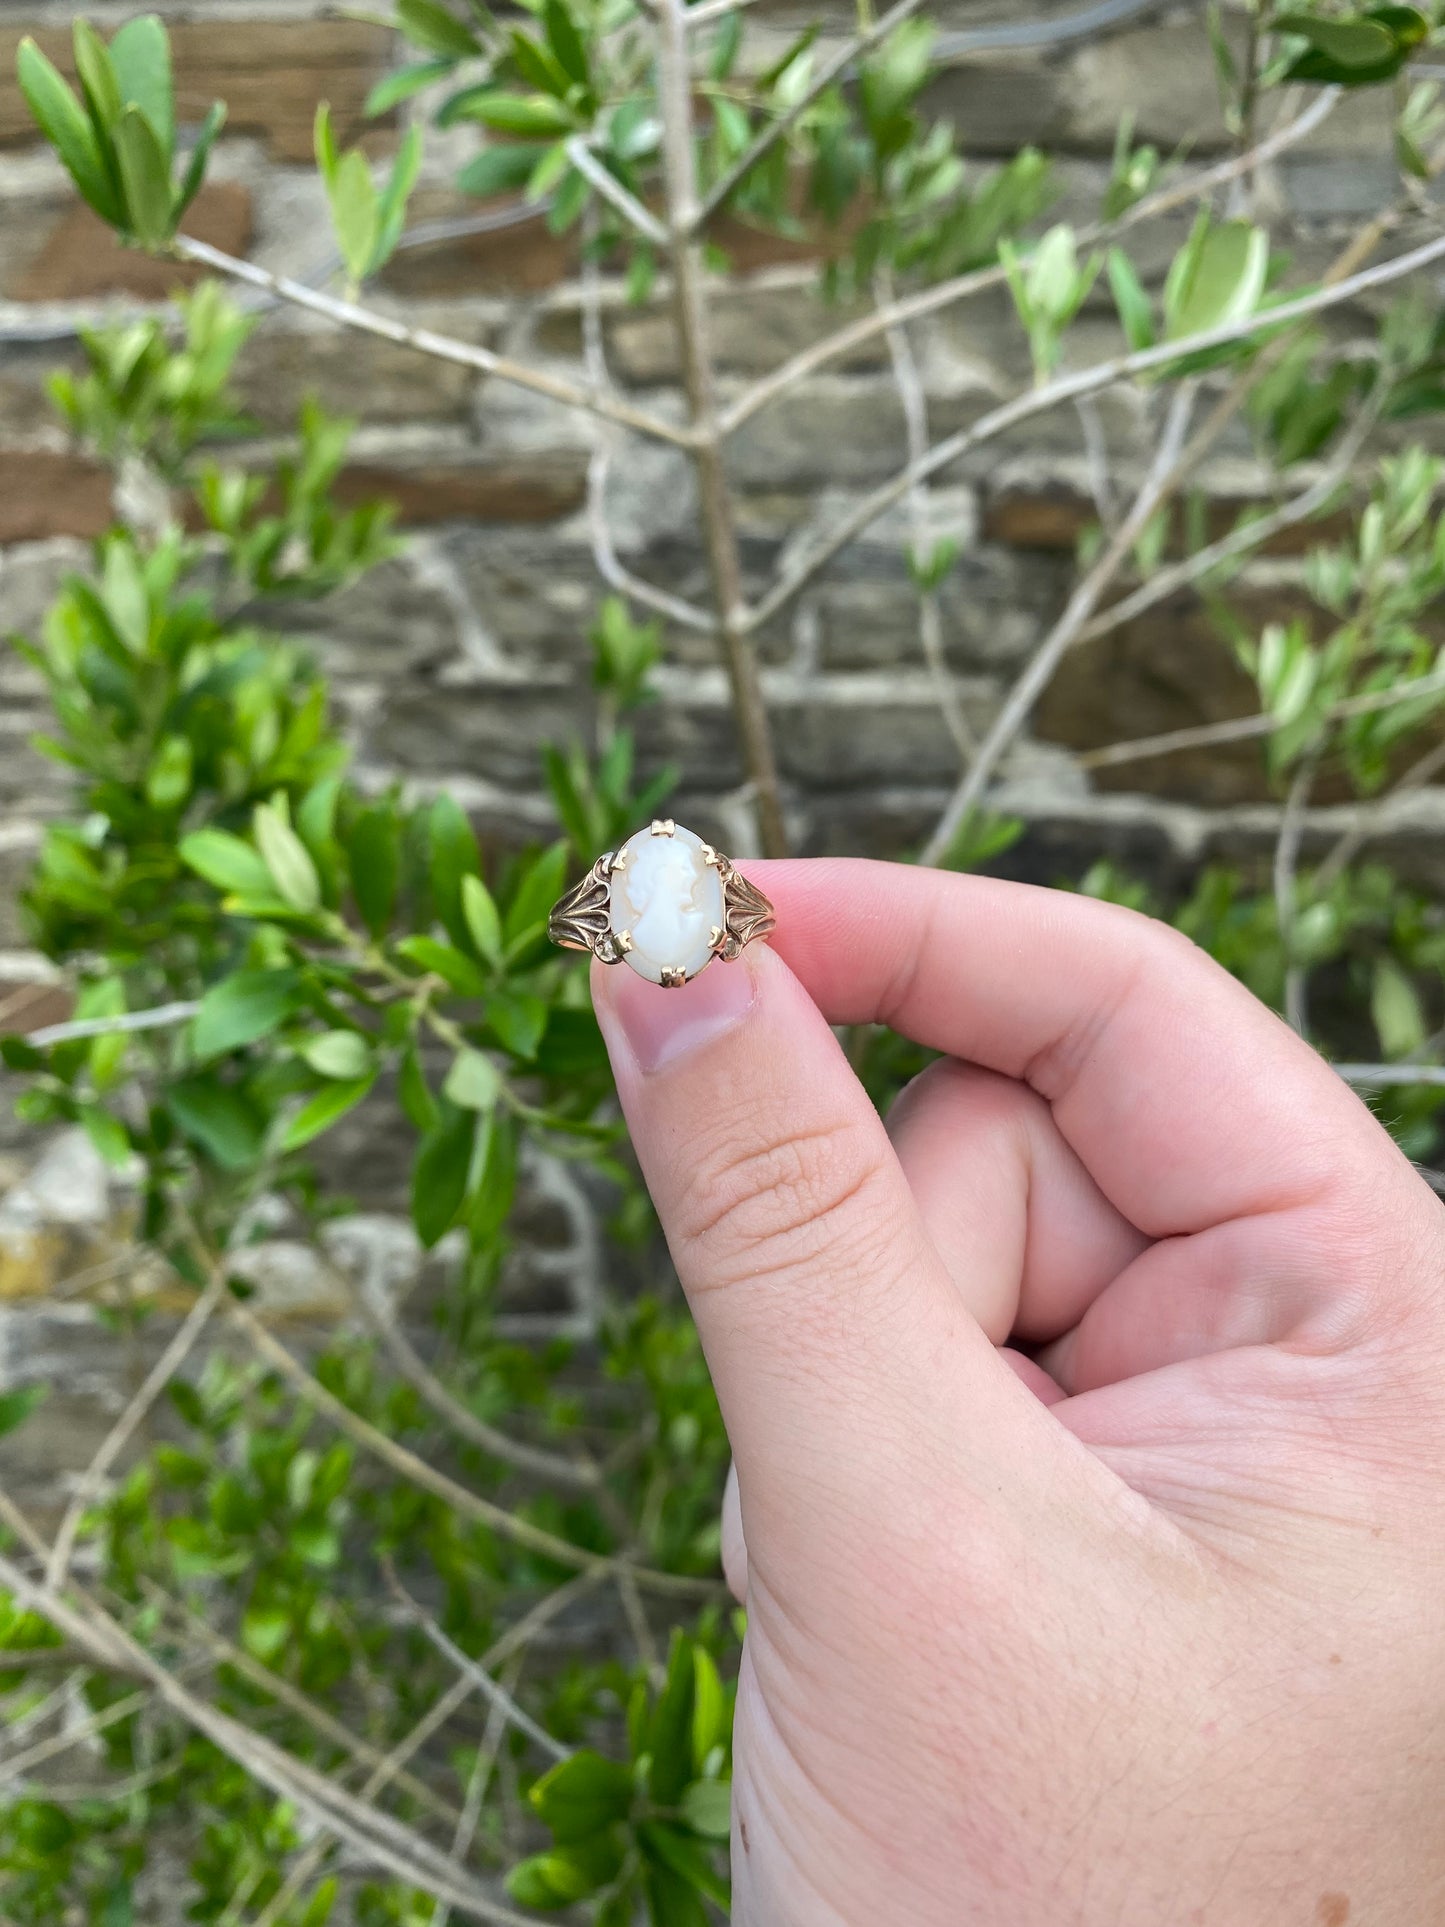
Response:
[[1336, 1064, 1445, 1089], [384, 1563, 570, 1763], [227, 1294, 717, 1600], [0, 1551, 541, 1927], [565, 137, 670, 247], [22, 1000, 199, 1048], [579, 244, 715, 634], [697, 0, 932, 225], [1080, 667, 1445, 774], [1274, 748, 1321, 1037], [658, 0, 789, 856], [877, 268, 976, 762], [352, 1270, 602, 1493], [431, 1664, 519, 1927], [720, 89, 1340, 437], [1314, 737, 1445, 892], [744, 225, 1445, 640], [171, 236, 691, 451], [46, 1271, 227, 1592], [922, 382, 1198, 866]]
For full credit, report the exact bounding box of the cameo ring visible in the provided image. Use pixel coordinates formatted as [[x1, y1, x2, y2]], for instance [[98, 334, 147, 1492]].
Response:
[[548, 819, 776, 988]]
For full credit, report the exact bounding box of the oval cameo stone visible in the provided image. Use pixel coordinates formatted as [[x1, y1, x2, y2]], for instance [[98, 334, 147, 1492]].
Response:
[[609, 824, 726, 985]]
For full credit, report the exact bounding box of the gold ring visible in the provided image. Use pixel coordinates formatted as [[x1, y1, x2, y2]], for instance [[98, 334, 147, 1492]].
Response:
[[548, 819, 776, 989]]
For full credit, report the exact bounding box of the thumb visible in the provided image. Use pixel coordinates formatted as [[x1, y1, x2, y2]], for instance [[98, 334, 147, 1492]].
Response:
[[591, 940, 1069, 1549]]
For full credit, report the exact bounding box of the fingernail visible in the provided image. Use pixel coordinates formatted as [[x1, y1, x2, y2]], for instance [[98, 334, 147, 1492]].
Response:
[[598, 953, 759, 1075]]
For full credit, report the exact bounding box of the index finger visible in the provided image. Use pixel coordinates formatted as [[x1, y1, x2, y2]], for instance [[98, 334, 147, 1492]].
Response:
[[745, 859, 1415, 1239]]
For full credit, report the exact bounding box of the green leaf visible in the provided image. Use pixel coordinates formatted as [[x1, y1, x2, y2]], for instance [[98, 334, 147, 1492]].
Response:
[[461, 872, 504, 968], [0, 1385, 48, 1439], [373, 123, 424, 271], [174, 101, 226, 225], [192, 970, 301, 1058], [17, 38, 123, 227], [1371, 957, 1427, 1058], [180, 829, 275, 899], [413, 1106, 476, 1246], [168, 1077, 265, 1171], [503, 840, 569, 958], [301, 1030, 373, 1080], [529, 1750, 634, 1843], [145, 733, 193, 810], [486, 989, 546, 1060], [241, 1603, 291, 1661], [399, 1046, 440, 1133], [348, 805, 401, 938], [110, 14, 175, 163], [72, 23, 123, 143], [102, 538, 149, 651], [463, 91, 576, 135], [443, 1047, 500, 1111], [281, 1074, 376, 1150], [366, 58, 453, 117], [394, 935, 488, 998], [314, 99, 340, 191], [1274, 11, 1397, 67], [81, 1103, 131, 1168], [255, 803, 323, 913], [640, 1853, 710, 1927], [1164, 217, 1269, 343], [542, 0, 591, 92], [508, 27, 575, 101], [648, 1631, 696, 1806], [457, 140, 549, 197], [429, 793, 481, 948], [679, 1779, 731, 1840], [398, 0, 483, 58], [690, 1647, 727, 1767], [1107, 246, 1155, 351], [507, 1837, 625, 1908], [115, 104, 175, 247], [329, 148, 381, 282]]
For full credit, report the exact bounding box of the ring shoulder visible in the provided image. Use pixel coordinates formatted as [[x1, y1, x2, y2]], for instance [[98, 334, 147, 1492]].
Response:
[[716, 857, 778, 962], [547, 853, 625, 963]]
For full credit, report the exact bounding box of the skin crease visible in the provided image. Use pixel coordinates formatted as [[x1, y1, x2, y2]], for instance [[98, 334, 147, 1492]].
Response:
[[590, 861, 1445, 1927]]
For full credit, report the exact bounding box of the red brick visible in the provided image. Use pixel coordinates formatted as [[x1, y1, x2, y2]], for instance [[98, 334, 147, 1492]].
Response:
[[7, 182, 254, 303], [0, 20, 393, 164], [0, 449, 112, 543]]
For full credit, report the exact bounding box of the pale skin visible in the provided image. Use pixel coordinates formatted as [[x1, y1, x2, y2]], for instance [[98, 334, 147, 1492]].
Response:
[[590, 860, 1445, 1927]]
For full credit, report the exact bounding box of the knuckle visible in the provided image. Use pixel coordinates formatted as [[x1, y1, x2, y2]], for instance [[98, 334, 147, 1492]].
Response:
[[674, 1109, 885, 1288]]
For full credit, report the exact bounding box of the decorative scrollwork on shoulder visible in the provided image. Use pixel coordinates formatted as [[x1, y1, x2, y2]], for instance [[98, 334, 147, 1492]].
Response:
[[715, 857, 778, 962], [547, 854, 626, 964]]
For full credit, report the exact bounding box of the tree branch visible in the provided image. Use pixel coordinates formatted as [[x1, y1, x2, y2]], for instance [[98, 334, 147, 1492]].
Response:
[[565, 137, 670, 247], [171, 236, 692, 451], [21, 1000, 199, 1047], [922, 380, 1198, 866], [657, 0, 790, 856], [743, 225, 1445, 640], [45, 1270, 227, 1592], [720, 88, 1340, 437], [697, 0, 933, 226]]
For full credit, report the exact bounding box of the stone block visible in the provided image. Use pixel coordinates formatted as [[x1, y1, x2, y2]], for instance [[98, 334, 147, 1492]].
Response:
[[723, 376, 909, 489], [0, 22, 394, 163], [6, 182, 253, 302]]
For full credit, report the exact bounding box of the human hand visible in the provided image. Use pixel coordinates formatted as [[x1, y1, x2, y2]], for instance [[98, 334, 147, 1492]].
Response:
[[591, 861, 1445, 1927]]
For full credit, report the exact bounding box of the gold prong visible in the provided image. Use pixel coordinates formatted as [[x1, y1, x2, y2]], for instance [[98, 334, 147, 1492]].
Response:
[[609, 849, 626, 873], [650, 818, 675, 837], [700, 844, 719, 867], [709, 924, 724, 949], [616, 929, 634, 953], [660, 966, 686, 988]]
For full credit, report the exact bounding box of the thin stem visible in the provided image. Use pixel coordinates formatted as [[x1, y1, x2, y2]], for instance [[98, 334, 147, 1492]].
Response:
[[1080, 665, 1445, 773], [720, 89, 1339, 437], [565, 137, 670, 246], [22, 1000, 199, 1047], [657, 0, 789, 855], [744, 225, 1445, 640], [171, 236, 692, 451], [922, 381, 1198, 867], [877, 268, 976, 761], [45, 1271, 227, 1591], [698, 0, 931, 227], [1335, 1064, 1445, 1089], [1314, 737, 1445, 893], [384, 1563, 570, 1763], [1274, 747, 1321, 1037]]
